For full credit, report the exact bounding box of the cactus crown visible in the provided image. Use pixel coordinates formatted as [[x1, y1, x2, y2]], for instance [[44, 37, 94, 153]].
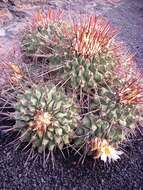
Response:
[[72, 16, 117, 58]]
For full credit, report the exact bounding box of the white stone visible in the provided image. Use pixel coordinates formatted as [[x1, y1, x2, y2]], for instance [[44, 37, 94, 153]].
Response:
[[0, 29, 6, 37]]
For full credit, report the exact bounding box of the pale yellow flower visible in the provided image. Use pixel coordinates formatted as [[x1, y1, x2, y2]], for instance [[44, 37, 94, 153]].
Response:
[[100, 140, 122, 162], [91, 138, 122, 162]]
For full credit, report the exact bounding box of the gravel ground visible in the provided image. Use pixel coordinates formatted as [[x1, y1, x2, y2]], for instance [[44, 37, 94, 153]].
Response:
[[0, 129, 143, 190], [0, 0, 143, 190]]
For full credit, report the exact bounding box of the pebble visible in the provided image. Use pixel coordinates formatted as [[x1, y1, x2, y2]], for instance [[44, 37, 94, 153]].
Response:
[[0, 28, 6, 37]]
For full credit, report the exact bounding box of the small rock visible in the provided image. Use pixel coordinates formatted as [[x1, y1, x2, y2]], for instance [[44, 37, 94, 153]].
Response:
[[0, 28, 6, 37]]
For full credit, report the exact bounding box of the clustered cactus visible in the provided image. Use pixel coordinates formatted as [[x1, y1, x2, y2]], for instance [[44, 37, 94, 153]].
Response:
[[74, 76, 142, 162], [2, 8, 143, 165]]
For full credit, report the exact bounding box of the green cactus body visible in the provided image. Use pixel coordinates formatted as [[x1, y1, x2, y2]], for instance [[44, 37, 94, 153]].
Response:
[[14, 84, 79, 152], [22, 20, 73, 63], [63, 52, 117, 92]]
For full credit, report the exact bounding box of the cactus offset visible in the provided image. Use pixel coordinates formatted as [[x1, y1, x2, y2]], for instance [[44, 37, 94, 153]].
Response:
[[22, 9, 72, 61], [14, 84, 79, 152]]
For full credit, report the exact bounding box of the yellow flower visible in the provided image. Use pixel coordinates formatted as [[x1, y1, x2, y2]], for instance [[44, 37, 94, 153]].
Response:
[[90, 138, 122, 162], [100, 140, 122, 162]]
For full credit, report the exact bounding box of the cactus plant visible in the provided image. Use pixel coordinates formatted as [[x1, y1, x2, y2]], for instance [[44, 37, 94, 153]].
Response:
[[22, 8, 72, 62], [63, 16, 119, 92], [22, 9, 62, 54], [13, 84, 79, 153]]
